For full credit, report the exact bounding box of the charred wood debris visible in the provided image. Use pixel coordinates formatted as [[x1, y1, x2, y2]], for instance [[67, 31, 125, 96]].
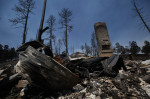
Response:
[[0, 41, 150, 99]]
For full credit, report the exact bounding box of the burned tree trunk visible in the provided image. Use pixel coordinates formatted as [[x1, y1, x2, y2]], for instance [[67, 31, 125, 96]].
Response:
[[37, 0, 47, 42], [22, 7, 29, 44], [66, 55, 126, 78], [15, 46, 79, 91]]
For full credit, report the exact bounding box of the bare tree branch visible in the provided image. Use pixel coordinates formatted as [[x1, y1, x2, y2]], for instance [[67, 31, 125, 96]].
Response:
[[132, 0, 150, 33]]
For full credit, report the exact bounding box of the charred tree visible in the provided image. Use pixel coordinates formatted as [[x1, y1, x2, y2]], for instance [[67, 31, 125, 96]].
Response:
[[91, 32, 98, 56], [58, 39, 62, 55], [59, 8, 73, 56], [81, 45, 85, 53], [46, 15, 56, 54], [37, 0, 48, 43], [84, 43, 91, 56], [9, 0, 35, 44]]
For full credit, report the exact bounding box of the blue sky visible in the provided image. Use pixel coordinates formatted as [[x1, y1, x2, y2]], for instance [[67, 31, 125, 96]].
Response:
[[0, 0, 150, 53]]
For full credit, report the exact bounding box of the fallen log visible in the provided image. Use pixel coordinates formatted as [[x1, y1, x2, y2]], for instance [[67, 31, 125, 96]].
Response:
[[15, 46, 79, 91], [66, 55, 126, 77], [66, 57, 106, 73]]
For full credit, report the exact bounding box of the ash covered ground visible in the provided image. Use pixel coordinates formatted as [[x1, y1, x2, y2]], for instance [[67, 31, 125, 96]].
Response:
[[0, 57, 150, 99]]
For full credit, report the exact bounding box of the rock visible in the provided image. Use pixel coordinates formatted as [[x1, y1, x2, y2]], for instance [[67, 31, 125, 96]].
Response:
[[92, 88, 101, 96], [0, 64, 14, 76], [140, 68, 147, 75], [16, 80, 29, 88], [143, 75, 150, 84], [20, 84, 43, 98], [0, 73, 22, 98], [81, 79, 89, 87], [85, 94, 96, 99], [14, 61, 22, 73], [118, 70, 128, 80], [75, 92, 86, 99], [20, 88, 25, 96], [0, 70, 4, 76], [89, 71, 103, 77], [73, 84, 84, 92], [126, 60, 135, 67], [129, 96, 138, 99], [139, 78, 150, 97], [142, 60, 150, 65], [0, 74, 7, 81]]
